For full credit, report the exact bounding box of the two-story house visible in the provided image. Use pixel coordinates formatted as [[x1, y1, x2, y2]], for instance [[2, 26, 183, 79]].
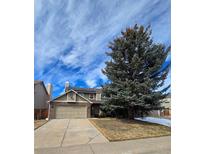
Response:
[[48, 81, 104, 119]]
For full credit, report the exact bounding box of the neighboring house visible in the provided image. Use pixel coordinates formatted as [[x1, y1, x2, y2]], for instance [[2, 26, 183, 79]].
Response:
[[160, 94, 171, 117], [34, 80, 52, 119], [49, 82, 103, 119], [149, 94, 171, 117]]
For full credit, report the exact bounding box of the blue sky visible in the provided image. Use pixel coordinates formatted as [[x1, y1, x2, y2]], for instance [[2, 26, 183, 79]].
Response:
[[35, 0, 171, 98]]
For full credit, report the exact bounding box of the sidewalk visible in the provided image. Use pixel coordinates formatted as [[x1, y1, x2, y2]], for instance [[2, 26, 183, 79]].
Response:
[[35, 136, 170, 154]]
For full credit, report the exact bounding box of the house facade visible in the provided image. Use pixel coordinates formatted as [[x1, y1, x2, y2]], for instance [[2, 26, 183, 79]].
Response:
[[48, 81, 170, 119], [34, 80, 52, 119], [49, 82, 103, 119]]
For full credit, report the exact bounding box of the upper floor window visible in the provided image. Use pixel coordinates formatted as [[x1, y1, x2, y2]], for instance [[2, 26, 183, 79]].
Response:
[[89, 94, 95, 100]]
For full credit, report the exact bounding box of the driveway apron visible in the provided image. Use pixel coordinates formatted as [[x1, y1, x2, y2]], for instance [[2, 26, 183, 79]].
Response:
[[35, 119, 108, 149], [35, 119, 69, 149]]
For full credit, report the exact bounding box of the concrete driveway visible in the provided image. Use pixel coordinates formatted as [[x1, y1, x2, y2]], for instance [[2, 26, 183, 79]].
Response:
[[35, 119, 108, 149]]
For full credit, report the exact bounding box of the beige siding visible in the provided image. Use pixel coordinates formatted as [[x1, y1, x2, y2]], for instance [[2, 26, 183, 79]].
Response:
[[67, 92, 76, 101], [54, 91, 89, 102], [76, 95, 85, 101], [56, 95, 67, 101], [96, 93, 101, 100], [83, 93, 89, 99], [54, 91, 76, 102]]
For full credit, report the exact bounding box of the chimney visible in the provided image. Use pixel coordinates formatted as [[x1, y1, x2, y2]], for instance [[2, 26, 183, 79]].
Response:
[[46, 83, 52, 100], [65, 81, 69, 92]]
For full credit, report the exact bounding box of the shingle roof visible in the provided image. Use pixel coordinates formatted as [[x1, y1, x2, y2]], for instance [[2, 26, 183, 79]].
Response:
[[34, 80, 43, 85], [72, 87, 102, 93]]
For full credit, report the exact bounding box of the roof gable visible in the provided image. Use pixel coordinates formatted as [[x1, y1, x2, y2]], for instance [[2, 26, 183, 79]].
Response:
[[52, 89, 93, 104]]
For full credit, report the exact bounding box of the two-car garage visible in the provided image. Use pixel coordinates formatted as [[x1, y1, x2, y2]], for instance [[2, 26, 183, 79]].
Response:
[[49, 89, 92, 119], [55, 104, 88, 119]]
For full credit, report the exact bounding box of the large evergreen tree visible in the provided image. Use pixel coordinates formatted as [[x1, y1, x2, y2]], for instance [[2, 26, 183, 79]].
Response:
[[101, 24, 170, 119]]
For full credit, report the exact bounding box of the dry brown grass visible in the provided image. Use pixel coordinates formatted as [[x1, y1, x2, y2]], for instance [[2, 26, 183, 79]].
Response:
[[90, 118, 171, 141], [34, 120, 47, 130]]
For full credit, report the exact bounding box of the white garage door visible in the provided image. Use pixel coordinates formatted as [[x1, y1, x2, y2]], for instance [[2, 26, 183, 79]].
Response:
[[55, 105, 87, 119]]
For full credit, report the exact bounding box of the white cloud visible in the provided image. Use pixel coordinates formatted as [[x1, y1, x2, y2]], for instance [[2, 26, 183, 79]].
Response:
[[35, 0, 171, 95], [86, 79, 97, 88]]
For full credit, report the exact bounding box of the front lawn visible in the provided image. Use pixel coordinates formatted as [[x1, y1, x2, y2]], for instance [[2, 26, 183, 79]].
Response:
[[34, 120, 47, 130], [89, 118, 171, 141]]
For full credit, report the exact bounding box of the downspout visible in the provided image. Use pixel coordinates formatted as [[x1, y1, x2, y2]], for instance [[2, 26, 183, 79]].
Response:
[[47, 100, 51, 120], [46, 83, 52, 120]]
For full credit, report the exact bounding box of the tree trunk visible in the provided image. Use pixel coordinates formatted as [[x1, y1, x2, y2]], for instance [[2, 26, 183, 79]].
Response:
[[128, 107, 135, 119]]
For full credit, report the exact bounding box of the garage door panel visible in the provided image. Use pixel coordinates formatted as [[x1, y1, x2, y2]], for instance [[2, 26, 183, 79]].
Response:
[[55, 105, 87, 119]]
